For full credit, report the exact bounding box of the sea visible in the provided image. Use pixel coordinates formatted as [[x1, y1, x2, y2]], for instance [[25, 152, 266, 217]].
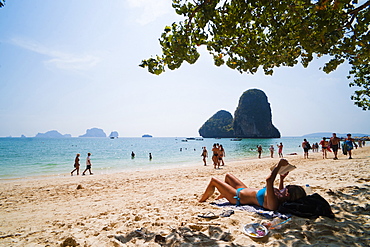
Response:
[[0, 137, 324, 180]]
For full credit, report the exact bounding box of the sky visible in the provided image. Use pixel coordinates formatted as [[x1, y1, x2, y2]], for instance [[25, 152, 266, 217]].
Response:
[[0, 0, 369, 138]]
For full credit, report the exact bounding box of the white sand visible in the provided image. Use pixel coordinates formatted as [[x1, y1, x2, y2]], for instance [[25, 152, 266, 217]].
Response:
[[0, 146, 369, 246]]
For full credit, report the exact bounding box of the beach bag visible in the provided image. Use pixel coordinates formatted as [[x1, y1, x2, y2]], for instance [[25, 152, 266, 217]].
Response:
[[306, 142, 311, 150], [278, 193, 335, 218]]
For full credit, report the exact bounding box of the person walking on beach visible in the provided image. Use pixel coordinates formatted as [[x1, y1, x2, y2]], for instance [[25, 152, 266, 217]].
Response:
[[319, 137, 329, 159], [277, 143, 283, 158], [149, 153, 153, 160], [219, 145, 225, 166], [257, 145, 263, 159], [82, 153, 93, 175], [71, 153, 80, 176], [269, 145, 275, 158], [302, 139, 310, 159], [201, 147, 208, 166], [329, 133, 341, 160], [344, 133, 357, 159]]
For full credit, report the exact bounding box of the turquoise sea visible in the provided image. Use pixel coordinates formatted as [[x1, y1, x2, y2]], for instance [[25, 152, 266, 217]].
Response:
[[0, 137, 324, 180]]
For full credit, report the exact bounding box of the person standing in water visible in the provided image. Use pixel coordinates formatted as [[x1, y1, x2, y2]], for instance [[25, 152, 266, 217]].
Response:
[[82, 153, 93, 175], [71, 153, 80, 176], [257, 145, 263, 159], [277, 143, 283, 158], [269, 145, 275, 158]]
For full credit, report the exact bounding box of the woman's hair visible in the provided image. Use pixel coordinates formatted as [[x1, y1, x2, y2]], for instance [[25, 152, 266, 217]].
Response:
[[287, 185, 306, 201]]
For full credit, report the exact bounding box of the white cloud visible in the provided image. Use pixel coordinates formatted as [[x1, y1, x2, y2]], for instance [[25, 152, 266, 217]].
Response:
[[11, 38, 100, 71], [126, 0, 172, 25]]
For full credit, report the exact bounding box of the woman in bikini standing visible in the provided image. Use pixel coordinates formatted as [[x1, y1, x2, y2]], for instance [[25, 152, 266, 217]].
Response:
[[212, 143, 220, 169], [198, 159, 306, 210]]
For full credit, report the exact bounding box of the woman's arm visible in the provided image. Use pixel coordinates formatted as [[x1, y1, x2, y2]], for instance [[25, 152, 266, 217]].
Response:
[[265, 159, 289, 210], [279, 172, 289, 190]]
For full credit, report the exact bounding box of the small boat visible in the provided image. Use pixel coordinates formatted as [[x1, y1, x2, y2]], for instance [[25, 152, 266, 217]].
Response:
[[196, 138, 204, 141], [181, 139, 188, 142], [231, 138, 242, 141], [186, 137, 196, 140]]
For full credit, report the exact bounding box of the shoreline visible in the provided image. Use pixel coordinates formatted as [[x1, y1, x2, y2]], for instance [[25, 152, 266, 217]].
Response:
[[0, 150, 306, 183], [1, 146, 369, 246]]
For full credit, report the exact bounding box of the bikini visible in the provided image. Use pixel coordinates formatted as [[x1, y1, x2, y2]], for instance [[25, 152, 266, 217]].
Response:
[[234, 187, 266, 207]]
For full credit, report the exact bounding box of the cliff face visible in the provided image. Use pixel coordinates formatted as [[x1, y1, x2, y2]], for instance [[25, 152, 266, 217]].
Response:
[[233, 89, 280, 138], [198, 110, 234, 138], [198, 89, 280, 138]]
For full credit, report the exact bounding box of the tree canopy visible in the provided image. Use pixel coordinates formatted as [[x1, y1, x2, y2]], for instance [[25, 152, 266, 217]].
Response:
[[140, 0, 370, 110]]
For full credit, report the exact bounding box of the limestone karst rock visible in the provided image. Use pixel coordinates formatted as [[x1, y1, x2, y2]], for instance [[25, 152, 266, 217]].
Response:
[[233, 89, 280, 138], [198, 89, 280, 138], [198, 110, 234, 138]]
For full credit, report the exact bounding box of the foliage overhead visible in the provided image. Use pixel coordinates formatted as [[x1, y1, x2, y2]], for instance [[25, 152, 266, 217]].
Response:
[[140, 0, 370, 110]]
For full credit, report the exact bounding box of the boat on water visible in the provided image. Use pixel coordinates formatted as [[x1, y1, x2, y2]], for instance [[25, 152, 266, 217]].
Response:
[[231, 138, 242, 141]]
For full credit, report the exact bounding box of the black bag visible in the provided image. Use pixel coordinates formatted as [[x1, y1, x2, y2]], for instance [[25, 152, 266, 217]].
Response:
[[306, 142, 311, 149], [278, 193, 335, 218]]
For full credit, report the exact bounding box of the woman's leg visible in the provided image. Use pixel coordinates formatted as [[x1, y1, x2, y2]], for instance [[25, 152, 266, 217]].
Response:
[[224, 173, 248, 189], [199, 177, 238, 203]]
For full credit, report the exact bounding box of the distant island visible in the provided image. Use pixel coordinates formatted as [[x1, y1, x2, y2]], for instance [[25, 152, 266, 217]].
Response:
[[79, 128, 106, 137], [142, 134, 153, 138], [35, 130, 71, 138]]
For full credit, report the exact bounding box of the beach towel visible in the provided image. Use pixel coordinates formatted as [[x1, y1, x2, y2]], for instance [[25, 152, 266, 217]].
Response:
[[278, 193, 335, 218], [210, 199, 291, 219]]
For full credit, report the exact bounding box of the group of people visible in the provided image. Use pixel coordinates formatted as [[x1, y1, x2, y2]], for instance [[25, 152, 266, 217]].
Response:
[[71, 152, 93, 176], [256, 143, 284, 159], [302, 133, 361, 160], [201, 144, 226, 169]]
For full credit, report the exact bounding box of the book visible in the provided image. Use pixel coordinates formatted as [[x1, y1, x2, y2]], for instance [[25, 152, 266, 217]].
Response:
[[270, 163, 296, 175]]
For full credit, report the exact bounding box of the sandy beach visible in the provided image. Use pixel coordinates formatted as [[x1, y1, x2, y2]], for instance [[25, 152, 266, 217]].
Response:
[[0, 146, 369, 246]]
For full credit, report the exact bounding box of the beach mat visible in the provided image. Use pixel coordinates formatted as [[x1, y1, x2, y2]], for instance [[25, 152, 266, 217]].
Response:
[[210, 199, 291, 219]]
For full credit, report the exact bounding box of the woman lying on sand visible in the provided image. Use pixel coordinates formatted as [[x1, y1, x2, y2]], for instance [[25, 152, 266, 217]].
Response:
[[199, 159, 306, 210]]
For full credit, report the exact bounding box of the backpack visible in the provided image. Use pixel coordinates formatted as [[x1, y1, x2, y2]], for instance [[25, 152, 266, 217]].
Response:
[[278, 193, 335, 218]]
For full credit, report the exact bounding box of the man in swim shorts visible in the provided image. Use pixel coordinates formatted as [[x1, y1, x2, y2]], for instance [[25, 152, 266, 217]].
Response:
[[329, 133, 341, 160]]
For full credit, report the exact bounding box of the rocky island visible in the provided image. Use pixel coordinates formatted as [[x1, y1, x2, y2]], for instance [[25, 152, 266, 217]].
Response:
[[199, 89, 280, 138], [35, 130, 71, 138], [79, 128, 107, 138]]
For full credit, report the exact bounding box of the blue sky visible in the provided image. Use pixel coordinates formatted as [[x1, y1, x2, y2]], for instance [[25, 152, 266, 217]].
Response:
[[0, 0, 369, 137]]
